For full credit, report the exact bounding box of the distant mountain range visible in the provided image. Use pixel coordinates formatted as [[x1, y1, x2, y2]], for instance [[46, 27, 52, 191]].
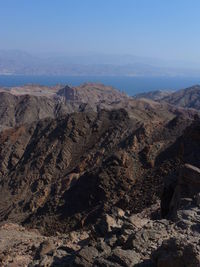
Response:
[[1, 50, 200, 76]]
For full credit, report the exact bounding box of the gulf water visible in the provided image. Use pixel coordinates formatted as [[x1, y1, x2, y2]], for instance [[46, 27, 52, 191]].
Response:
[[0, 75, 200, 95]]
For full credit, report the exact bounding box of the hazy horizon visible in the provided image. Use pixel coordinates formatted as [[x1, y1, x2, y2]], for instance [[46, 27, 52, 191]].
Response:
[[1, 0, 200, 68], [2, 49, 200, 69]]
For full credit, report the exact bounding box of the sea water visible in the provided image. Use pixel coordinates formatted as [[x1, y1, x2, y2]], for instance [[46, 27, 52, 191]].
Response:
[[0, 75, 200, 96]]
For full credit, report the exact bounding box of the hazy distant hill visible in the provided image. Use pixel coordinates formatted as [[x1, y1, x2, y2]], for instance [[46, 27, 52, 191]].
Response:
[[1, 50, 200, 76]]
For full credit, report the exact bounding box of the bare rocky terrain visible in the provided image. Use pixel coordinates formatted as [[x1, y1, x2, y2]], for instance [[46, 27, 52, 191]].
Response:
[[0, 83, 197, 130], [135, 84, 200, 111], [0, 83, 128, 130], [134, 90, 173, 101], [162, 84, 200, 110], [0, 82, 200, 266]]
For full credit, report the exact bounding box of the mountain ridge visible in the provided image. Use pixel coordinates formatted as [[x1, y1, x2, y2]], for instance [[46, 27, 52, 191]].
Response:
[[135, 84, 200, 111]]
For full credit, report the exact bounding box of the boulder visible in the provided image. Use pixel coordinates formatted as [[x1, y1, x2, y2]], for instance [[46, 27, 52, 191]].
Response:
[[73, 246, 99, 267], [34, 240, 55, 259], [95, 214, 120, 236], [162, 164, 200, 219], [152, 237, 200, 267], [128, 214, 149, 229], [107, 247, 140, 267]]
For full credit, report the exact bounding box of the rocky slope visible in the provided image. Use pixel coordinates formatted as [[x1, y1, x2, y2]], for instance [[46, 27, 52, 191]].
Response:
[[0, 106, 196, 235], [135, 84, 200, 111], [29, 120, 200, 266], [57, 83, 128, 103], [1, 83, 197, 131], [162, 85, 200, 110], [0, 83, 200, 266], [0, 92, 70, 130], [1, 162, 200, 266], [0, 84, 62, 97], [0, 83, 129, 130], [134, 90, 173, 101]]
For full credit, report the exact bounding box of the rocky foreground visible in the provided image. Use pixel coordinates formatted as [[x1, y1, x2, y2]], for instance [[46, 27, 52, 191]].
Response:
[[0, 120, 199, 267], [0, 164, 200, 266]]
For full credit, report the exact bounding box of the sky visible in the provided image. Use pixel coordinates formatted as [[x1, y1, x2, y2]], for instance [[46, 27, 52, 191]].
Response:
[[1, 0, 200, 62]]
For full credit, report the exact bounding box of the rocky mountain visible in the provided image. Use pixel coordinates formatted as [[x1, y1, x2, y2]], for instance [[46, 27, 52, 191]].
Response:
[[0, 83, 128, 130], [57, 83, 127, 104], [134, 90, 173, 101], [0, 92, 69, 131], [162, 84, 200, 110], [0, 82, 200, 266], [0, 83, 198, 131], [3, 84, 63, 97], [0, 106, 196, 233], [135, 84, 200, 111]]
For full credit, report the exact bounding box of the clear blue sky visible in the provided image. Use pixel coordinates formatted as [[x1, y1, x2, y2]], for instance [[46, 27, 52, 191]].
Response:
[[1, 0, 200, 61]]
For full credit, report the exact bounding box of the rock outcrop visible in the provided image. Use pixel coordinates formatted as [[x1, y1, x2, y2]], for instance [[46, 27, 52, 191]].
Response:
[[160, 119, 200, 219], [167, 164, 200, 219], [57, 83, 128, 104]]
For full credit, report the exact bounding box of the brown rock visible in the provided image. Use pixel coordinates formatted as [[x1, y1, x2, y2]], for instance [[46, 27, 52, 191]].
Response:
[[152, 238, 200, 267]]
